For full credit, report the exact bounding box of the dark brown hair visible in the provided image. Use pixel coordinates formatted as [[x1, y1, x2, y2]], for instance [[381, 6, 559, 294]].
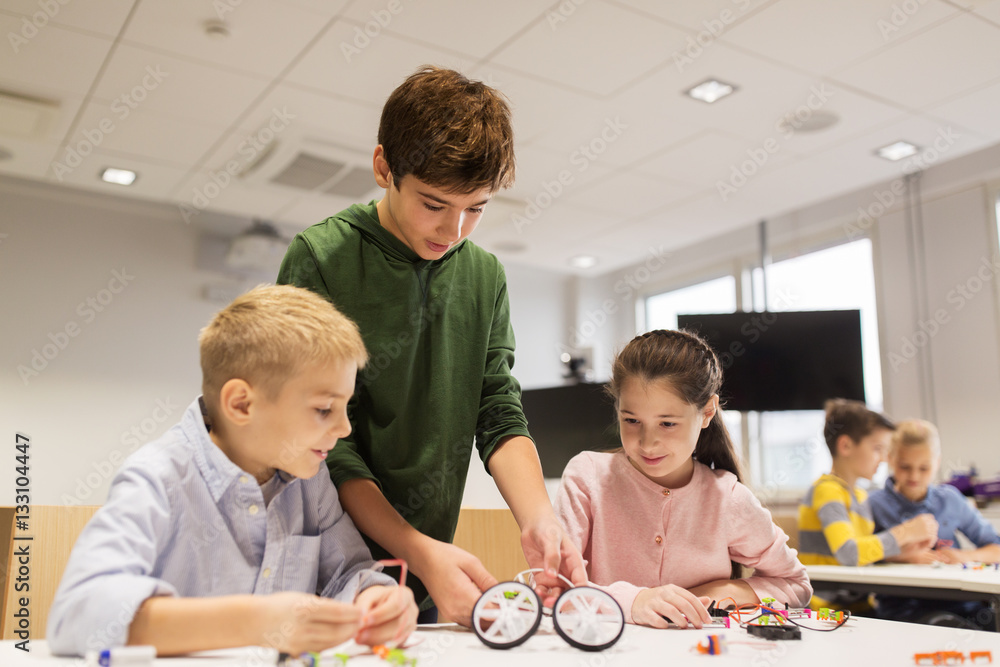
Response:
[[608, 329, 744, 483], [378, 65, 515, 194], [823, 398, 895, 458]]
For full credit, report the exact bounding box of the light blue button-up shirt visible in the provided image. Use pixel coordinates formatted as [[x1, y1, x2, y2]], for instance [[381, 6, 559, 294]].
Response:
[[47, 398, 393, 656]]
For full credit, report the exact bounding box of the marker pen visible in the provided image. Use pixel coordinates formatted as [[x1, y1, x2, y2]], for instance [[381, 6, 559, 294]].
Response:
[[84, 645, 156, 667]]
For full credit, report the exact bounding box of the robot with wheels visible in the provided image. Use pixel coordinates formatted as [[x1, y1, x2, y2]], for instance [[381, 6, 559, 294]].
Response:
[[471, 569, 625, 652]]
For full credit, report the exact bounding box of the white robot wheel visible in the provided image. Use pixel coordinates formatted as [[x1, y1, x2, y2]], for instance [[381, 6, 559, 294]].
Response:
[[471, 581, 543, 649], [551, 586, 625, 651]]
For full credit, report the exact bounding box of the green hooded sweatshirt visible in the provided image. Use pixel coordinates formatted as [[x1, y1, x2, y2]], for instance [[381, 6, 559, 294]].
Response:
[[277, 201, 531, 609]]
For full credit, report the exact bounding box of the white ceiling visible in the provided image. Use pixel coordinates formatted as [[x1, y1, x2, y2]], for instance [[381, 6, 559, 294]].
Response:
[[2, 0, 1000, 274]]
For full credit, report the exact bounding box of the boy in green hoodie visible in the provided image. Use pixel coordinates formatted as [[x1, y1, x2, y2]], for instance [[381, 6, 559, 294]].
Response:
[[277, 66, 586, 626]]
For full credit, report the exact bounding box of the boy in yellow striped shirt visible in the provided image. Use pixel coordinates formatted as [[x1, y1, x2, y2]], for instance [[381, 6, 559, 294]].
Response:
[[798, 399, 938, 609]]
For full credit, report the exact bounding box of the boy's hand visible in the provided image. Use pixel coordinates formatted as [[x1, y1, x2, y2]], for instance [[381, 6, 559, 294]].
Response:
[[895, 546, 942, 565], [520, 515, 588, 607], [254, 592, 360, 655], [892, 513, 939, 549], [415, 540, 498, 627], [632, 585, 711, 629], [354, 585, 418, 647], [932, 548, 970, 564]]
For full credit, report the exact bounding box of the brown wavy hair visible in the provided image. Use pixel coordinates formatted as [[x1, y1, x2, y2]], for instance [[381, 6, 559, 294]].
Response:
[[378, 65, 515, 194]]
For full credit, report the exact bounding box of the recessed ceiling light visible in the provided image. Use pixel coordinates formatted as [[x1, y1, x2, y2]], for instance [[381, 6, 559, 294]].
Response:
[[100, 167, 137, 185], [875, 141, 919, 161], [685, 78, 737, 104], [569, 255, 597, 269]]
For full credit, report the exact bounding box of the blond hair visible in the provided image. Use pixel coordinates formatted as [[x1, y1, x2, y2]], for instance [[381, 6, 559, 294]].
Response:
[[199, 285, 367, 418], [890, 418, 941, 459]]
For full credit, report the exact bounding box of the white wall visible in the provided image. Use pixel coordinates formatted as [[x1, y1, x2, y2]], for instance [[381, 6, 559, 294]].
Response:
[[461, 262, 573, 508], [0, 179, 234, 506]]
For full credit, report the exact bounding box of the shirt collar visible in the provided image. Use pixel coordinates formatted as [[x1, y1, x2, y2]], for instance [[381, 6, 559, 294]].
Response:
[[184, 397, 295, 503], [884, 476, 936, 507]]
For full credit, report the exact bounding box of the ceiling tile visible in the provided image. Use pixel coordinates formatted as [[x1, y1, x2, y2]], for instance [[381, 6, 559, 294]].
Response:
[[560, 169, 698, 218], [470, 64, 596, 145], [502, 144, 614, 204], [723, 0, 960, 76], [121, 0, 334, 78], [636, 131, 796, 190], [48, 149, 190, 199], [285, 19, 474, 106], [924, 77, 1000, 139], [0, 137, 60, 179], [174, 170, 299, 221], [0, 16, 112, 98], [234, 84, 379, 154], [91, 44, 270, 128], [64, 102, 225, 168], [833, 12, 1000, 110], [490, 0, 691, 96], [972, 1, 1000, 23], [343, 0, 545, 59], [608, 0, 774, 31], [0, 1, 133, 38]]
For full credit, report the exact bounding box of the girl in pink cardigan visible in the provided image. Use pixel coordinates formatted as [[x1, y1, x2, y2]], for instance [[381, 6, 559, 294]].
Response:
[[554, 329, 811, 628]]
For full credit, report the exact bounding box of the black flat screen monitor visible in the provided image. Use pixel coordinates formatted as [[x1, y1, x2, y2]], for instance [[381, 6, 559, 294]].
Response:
[[520, 382, 619, 478], [676, 310, 866, 412]]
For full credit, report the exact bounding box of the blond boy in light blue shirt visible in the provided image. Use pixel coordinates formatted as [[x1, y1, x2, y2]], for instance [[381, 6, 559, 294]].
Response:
[[48, 285, 417, 656]]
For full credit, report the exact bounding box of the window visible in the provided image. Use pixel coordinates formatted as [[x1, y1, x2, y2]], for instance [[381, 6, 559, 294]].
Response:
[[750, 239, 883, 498], [645, 275, 736, 331], [641, 239, 882, 501]]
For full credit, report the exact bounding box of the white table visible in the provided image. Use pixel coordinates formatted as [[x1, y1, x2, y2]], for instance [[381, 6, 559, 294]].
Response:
[[807, 563, 1000, 630], [5, 618, 1000, 667]]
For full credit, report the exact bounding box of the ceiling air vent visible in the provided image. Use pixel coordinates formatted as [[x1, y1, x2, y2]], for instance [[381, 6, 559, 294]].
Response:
[[271, 153, 346, 190], [257, 138, 378, 201]]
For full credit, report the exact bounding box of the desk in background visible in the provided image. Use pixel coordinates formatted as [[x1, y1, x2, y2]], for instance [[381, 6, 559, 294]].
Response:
[[4, 618, 1000, 666], [807, 563, 1000, 631]]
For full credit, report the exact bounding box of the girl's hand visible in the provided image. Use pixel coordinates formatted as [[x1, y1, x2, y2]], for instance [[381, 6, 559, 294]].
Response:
[[354, 585, 418, 647], [631, 585, 711, 629]]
